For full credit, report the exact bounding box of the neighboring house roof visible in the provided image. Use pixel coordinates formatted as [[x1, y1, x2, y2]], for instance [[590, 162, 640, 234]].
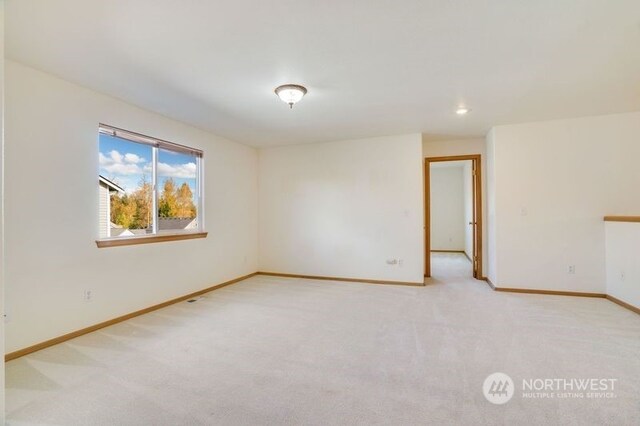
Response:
[[110, 228, 134, 237], [99, 175, 125, 193], [110, 223, 152, 237], [158, 217, 197, 230]]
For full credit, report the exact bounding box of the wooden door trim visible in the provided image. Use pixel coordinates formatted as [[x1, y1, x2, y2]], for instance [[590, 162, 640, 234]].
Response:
[[424, 154, 483, 279]]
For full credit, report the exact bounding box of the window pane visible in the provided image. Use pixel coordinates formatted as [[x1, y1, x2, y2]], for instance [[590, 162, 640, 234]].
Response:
[[157, 148, 199, 232], [98, 134, 153, 238]]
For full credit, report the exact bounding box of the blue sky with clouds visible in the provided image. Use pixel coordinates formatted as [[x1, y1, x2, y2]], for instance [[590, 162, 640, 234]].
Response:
[[99, 134, 197, 198]]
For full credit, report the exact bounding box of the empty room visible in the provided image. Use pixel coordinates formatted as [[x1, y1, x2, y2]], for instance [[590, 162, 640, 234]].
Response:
[[1, 1, 639, 425]]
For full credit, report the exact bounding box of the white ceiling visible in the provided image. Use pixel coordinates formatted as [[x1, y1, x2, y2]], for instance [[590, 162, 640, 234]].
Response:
[[7, 1, 640, 147]]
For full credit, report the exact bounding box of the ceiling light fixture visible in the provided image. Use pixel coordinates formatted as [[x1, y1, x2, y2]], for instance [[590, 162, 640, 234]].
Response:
[[456, 107, 470, 115], [275, 84, 307, 109]]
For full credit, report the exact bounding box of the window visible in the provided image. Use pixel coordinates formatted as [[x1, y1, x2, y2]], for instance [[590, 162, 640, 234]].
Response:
[[97, 124, 204, 246]]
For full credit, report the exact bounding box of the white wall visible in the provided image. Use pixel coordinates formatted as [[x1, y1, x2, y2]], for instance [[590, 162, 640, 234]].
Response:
[[605, 222, 640, 309], [422, 137, 488, 275], [4, 61, 259, 353], [430, 166, 465, 250], [489, 112, 640, 292], [259, 134, 424, 283], [0, 0, 6, 420], [462, 162, 473, 260]]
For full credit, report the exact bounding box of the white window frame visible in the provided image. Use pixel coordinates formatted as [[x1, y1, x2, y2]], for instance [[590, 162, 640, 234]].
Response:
[[97, 124, 205, 244]]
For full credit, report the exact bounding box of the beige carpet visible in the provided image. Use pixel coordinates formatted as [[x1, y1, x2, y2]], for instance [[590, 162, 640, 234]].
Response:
[[5, 253, 640, 425]]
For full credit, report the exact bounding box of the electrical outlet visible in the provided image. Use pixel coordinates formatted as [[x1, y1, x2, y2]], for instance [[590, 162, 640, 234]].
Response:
[[83, 289, 93, 302], [567, 265, 575, 274]]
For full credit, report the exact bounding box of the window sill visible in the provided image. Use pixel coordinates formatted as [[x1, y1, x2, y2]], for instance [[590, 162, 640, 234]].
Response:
[[96, 231, 208, 248]]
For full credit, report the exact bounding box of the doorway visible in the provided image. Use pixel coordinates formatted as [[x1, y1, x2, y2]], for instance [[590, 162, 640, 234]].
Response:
[[424, 155, 482, 279]]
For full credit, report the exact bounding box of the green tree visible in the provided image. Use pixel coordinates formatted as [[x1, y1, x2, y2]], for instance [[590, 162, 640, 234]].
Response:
[[176, 182, 197, 218], [132, 175, 153, 229], [158, 178, 179, 218], [111, 193, 136, 228], [111, 176, 197, 229]]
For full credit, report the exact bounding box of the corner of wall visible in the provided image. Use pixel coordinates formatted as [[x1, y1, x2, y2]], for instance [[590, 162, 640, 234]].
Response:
[[485, 128, 497, 284]]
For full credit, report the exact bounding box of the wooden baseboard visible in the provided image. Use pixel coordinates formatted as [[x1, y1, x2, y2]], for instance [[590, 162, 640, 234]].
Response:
[[5, 272, 258, 362], [7, 272, 636, 362], [606, 294, 640, 315], [481, 277, 640, 315], [257, 272, 425, 287], [494, 287, 606, 298], [493, 287, 639, 314], [603, 216, 640, 223]]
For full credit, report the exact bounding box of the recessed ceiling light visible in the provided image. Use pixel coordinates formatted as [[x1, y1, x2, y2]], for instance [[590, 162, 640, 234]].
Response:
[[456, 107, 470, 115], [275, 84, 307, 109]]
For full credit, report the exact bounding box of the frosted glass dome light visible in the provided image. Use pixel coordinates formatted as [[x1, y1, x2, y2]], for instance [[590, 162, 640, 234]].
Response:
[[275, 84, 307, 108]]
